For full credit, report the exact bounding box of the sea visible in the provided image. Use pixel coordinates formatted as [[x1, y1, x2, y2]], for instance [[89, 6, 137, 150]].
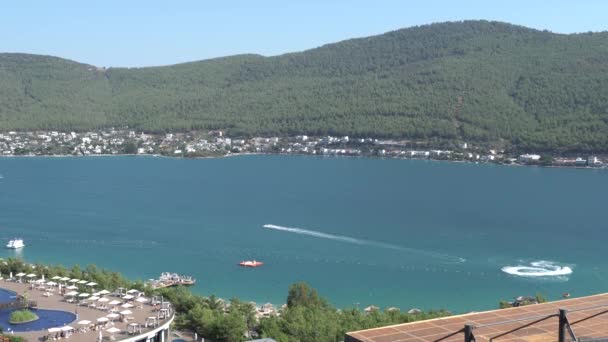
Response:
[[0, 155, 607, 313]]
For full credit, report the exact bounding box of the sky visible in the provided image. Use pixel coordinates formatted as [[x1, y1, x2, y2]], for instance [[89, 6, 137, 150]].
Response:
[[1, 0, 607, 67]]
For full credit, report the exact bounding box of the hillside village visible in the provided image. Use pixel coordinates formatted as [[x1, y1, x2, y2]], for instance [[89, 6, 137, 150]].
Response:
[[0, 129, 604, 168]]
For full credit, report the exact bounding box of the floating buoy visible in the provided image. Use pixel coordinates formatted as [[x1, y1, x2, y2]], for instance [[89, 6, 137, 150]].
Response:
[[562, 293, 570, 298]]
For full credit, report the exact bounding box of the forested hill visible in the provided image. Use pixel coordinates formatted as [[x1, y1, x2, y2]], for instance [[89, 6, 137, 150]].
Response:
[[2, 20, 608, 152]]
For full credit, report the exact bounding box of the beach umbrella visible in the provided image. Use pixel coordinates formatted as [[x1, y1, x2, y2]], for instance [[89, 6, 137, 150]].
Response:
[[66, 285, 78, 290], [61, 326, 74, 331], [77, 320, 91, 325], [91, 292, 101, 296], [46, 281, 57, 286], [108, 300, 121, 305], [69, 279, 79, 283], [26, 273, 36, 278], [89, 296, 100, 301], [65, 290, 79, 296], [121, 303, 134, 308], [60, 277, 70, 282], [135, 297, 149, 303], [96, 317, 109, 323], [78, 293, 90, 297], [106, 327, 120, 338], [120, 310, 132, 315], [106, 313, 120, 321], [78, 280, 88, 284], [51, 276, 61, 280], [16, 272, 25, 277], [87, 282, 98, 287], [122, 294, 134, 300], [48, 327, 61, 333], [98, 289, 111, 295], [98, 297, 109, 303]]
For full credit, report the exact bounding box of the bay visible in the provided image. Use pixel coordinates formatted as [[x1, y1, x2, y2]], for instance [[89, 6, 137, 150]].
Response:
[[0, 155, 607, 313]]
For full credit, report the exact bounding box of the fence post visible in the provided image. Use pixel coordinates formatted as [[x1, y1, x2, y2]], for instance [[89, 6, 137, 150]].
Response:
[[464, 324, 474, 342], [558, 309, 567, 342]]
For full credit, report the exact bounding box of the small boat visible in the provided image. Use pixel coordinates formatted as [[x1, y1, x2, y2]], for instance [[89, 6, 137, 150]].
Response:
[[239, 260, 264, 267], [6, 238, 25, 249]]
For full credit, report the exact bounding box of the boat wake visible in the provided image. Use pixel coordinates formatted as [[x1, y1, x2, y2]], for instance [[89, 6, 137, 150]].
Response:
[[502, 260, 573, 278], [263, 224, 465, 263]]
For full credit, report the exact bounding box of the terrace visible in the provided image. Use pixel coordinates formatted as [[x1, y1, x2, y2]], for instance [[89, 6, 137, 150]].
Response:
[[346, 293, 608, 342], [0, 279, 174, 341]]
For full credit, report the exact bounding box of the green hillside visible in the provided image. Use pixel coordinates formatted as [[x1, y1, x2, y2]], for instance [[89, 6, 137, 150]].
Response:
[[1, 20, 608, 152]]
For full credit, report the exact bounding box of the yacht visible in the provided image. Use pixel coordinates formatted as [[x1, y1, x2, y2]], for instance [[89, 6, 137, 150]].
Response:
[[6, 239, 25, 249]]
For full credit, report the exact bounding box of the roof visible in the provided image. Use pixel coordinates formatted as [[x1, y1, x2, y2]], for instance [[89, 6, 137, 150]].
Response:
[[346, 293, 608, 342]]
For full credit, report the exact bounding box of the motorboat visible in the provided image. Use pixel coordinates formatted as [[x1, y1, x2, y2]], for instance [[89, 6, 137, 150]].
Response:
[[239, 260, 264, 267], [6, 238, 25, 249]]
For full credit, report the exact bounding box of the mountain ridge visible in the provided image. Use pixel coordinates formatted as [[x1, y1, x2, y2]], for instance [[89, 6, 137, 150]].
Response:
[[1, 20, 608, 152]]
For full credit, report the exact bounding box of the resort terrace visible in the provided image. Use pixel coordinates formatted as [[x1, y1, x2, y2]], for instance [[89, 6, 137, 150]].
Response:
[[0, 277, 174, 342], [346, 293, 608, 342]]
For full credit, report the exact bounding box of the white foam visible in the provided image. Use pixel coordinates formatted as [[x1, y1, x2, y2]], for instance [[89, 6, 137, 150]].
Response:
[[501, 260, 572, 277], [263, 224, 465, 263], [263, 224, 368, 245]]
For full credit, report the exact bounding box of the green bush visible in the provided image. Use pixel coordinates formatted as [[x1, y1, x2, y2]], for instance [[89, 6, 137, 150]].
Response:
[[9, 310, 38, 324]]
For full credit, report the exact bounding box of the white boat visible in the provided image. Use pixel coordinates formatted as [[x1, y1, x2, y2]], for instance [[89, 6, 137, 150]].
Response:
[[6, 239, 25, 249]]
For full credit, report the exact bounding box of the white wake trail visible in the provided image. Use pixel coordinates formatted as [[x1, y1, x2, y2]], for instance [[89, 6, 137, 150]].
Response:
[[502, 260, 573, 278], [263, 224, 464, 263]]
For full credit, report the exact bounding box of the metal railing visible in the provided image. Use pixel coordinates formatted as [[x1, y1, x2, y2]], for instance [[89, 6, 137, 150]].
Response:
[[464, 303, 608, 342]]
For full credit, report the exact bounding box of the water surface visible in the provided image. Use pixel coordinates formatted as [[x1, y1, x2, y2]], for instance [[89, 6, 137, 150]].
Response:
[[0, 155, 606, 313]]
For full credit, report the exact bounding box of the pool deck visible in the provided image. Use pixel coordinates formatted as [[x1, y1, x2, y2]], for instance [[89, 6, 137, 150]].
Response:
[[1, 279, 173, 341]]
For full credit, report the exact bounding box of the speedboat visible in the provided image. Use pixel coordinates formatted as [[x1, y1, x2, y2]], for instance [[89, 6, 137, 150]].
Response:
[[6, 238, 25, 249], [239, 260, 264, 267]]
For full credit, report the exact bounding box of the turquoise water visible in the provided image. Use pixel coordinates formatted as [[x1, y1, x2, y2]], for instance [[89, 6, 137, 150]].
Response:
[[0, 155, 607, 313]]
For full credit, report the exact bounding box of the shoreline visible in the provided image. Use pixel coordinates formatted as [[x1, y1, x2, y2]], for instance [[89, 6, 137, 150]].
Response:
[[0, 152, 605, 171]]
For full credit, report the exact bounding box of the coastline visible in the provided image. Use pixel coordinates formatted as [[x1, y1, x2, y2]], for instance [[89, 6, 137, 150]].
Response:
[[0, 151, 605, 171]]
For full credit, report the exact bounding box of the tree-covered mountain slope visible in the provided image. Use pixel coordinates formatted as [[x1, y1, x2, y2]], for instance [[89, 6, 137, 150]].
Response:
[[1, 20, 608, 152]]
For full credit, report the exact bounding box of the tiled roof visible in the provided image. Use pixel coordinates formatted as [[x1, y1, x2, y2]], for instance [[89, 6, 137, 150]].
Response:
[[346, 293, 608, 342]]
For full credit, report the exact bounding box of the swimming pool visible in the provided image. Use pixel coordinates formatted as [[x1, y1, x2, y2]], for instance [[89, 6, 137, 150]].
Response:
[[0, 308, 76, 332], [0, 288, 17, 304]]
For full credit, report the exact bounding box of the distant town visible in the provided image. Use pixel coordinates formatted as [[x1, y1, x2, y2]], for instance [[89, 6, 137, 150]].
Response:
[[0, 129, 605, 168]]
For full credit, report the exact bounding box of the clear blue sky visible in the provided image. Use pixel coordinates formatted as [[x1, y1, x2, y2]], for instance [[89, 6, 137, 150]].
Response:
[[2, 0, 607, 67]]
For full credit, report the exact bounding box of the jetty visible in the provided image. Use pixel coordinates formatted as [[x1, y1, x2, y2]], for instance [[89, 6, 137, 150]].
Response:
[[145, 272, 196, 289]]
